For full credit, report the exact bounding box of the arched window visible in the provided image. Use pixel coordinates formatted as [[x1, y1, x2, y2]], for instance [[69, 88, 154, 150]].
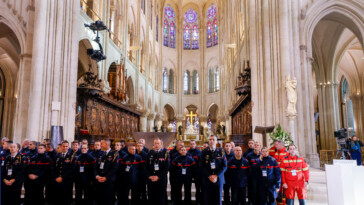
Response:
[[192, 24, 199, 49], [163, 69, 168, 93], [192, 70, 199, 94], [168, 69, 174, 94], [184, 71, 190, 94], [207, 4, 218, 48], [170, 22, 175, 48], [183, 8, 199, 50], [341, 78, 355, 135], [163, 20, 169, 46], [215, 67, 220, 91], [207, 21, 212, 47], [183, 25, 190, 49], [208, 67, 219, 93], [164, 5, 176, 48]]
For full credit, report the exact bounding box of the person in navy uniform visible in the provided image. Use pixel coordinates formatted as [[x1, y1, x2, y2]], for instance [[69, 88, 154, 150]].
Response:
[[115, 140, 127, 159], [1, 143, 27, 205], [246, 142, 262, 205], [71, 140, 82, 157], [118, 144, 144, 204], [200, 135, 227, 205], [172, 146, 195, 205], [120, 140, 128, 153], [26, 141, 38, 158], [92, 140, 103, 159], [20, 139, 30, 155], [223, 142, 235, 205], [138, 138, 149, 153], [24, 144, 51, 205], [187, 140, 202, 204], [94, 139, 119, 205], [146, 138, 170, 205], [52, 140, 76, 205], [228, 146, 250, 205], [256, 147, 281, 205], [0, 140, 10, 169], [75, 144, 96, 205], [44, 143, 57, 204], [136, 142, 148, 203], [169, 139, 184, 204], [243, 139, 255, 158]]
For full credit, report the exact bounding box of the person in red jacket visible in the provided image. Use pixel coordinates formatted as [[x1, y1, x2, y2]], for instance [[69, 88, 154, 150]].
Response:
[[269, 140, 278, 157], [271, 140, 288, 205], [280, 144, 309, 205]]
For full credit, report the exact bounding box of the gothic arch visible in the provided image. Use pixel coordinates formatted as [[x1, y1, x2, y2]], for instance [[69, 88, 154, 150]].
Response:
[[163, 103, 176, 122]]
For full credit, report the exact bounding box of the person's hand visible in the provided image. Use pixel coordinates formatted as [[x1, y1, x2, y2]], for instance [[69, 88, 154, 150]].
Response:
[[9, 179, 15, 185], [55, 177, 63, 183], [97, 176, 106, 183], [305, 182, 309, 190], [283, 183, 288, 189], [259, 155, 263, 161], [3, 179, 11, 186], [29, 174, 38, 180]]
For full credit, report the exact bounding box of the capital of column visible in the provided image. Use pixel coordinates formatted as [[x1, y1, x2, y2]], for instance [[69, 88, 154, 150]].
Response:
[[199, 115, 208, 122], [147, 112, 155, 120]]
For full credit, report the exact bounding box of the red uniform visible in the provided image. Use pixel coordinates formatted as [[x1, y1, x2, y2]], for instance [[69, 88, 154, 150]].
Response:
[[280, 155, 309, 199], [269, 146, 276, 157], [271, 147, 288, 205]]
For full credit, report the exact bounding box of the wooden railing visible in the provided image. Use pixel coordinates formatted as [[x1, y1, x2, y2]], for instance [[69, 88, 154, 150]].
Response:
[[80, 0, 101, 22]]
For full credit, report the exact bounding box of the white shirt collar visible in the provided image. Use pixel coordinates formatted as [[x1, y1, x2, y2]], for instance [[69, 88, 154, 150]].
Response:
[[105, 148, 111, 155]]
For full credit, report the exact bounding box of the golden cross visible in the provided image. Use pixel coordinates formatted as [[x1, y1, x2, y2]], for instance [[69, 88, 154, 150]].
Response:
[[186, 111, 197, 125]]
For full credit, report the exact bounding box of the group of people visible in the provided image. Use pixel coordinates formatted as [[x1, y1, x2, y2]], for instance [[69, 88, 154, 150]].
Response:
[[0, 135, 309, 205]]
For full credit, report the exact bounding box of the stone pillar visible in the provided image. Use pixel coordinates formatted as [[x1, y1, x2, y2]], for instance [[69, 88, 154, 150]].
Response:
[[147, 113, 155, 132], [139, 110, 149, 132], [155, 114, 163, 132], [26, 0, 79, 142], [176, 115, 184, 140]]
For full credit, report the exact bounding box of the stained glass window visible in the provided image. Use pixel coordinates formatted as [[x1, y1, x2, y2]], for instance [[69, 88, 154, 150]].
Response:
[[170, 22, 175, 48], [184, 71, 189, 94], [164, 6, 175, 48], [192, 24, 199, 49], [184, 25, 190, 49], [207, 4, 218, 48], [215, 67, 220, 91], [207, 21, 212, 47], [192, 70, 199, 94], [184, 8, 199, 50], [163, 20, 168, 46], [213, 19, 218, 45]]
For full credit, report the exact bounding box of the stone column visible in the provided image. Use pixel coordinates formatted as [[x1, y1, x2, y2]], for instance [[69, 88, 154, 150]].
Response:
[[176, 115, 184, 140], [155, 114, 163, 132], [147, 113, 155, 132], [139, 110, 149, 132], [26, 0, 79, 142]]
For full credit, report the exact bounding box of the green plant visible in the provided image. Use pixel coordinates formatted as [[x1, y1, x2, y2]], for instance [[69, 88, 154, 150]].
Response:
[[269, 124, 293, 147]]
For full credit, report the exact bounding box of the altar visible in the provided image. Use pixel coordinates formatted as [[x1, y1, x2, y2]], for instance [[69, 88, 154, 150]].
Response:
[[183, 124, 200, 141]]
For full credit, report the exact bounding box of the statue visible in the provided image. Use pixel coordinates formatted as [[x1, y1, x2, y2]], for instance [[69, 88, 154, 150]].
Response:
[[285, 75, 297, 116], [160, 125, 165, 132], [217, 125, 222, 135], [200, 125, 204, 135], [222, 125, 226, 135], [153, 126, 158, 132], [178, 125, 183, 135]]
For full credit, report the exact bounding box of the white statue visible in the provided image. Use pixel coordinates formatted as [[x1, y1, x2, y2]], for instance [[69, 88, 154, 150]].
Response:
[[285, 75, 297, 116]]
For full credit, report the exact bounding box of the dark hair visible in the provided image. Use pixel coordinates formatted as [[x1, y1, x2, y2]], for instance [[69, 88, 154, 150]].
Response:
[[62, 140, 69, 145], [72, 140, 79, 145], [288, 144, 296, 149], [46, 143, 54, 149], [248, 139, 255, 143], [15, 143, 21, 150], [39, 144, 46, 148], [120, 140, 126, 143], [43, 138, 51, 143]]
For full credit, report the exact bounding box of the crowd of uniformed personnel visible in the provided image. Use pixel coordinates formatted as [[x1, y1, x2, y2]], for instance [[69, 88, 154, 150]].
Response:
[[0, 135, 309, 205]]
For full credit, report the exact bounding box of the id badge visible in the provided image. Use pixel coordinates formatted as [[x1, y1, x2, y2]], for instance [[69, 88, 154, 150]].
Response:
[[80, 166, 84, 173], [126, 166, 131, 172], [210, 162, 216, 169], [1, 161, 4, 166], [8, 168, 12, 176], [262, 170, 267, 177], [291, 169, 297, 176], [100, 162, 104, 169], [182, 168, 187, 175], [154, 163, 159, 171]]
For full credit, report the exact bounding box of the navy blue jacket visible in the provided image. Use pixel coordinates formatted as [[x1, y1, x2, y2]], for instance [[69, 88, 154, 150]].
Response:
[[46, 150, 58, 162], [0, 149, 10, 168], [200, 147, 227, 185], [120, 152, 144, 185], [243, 148, 254, 158], [20, 147, 30, 156], [224, 151, 235, 185], [187, 148, 201, 176], [94, 150, 119, 182], [52, 151, 76, 182], [26, 148, 38, 158], [136, 150, 148, 180], [146, 149, 170, 180], [2, 153, 27, 187], [227, 157, 250, 188], [255, 156, 281, 188], [91, 149, 104, 159], [26, 153, 51, 183], [75, 153, 96, 184], [246, 152, 261, 179], [172, 155, 195, 182]]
